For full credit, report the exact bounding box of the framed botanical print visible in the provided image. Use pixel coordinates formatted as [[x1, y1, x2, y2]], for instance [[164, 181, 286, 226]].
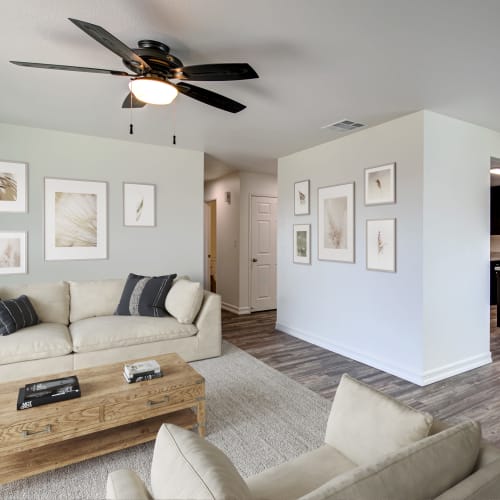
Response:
[[123, 183, 156, 227], [293, 224, 311, 264], [294, 180, 310, 215], [0, 231, 27, 274], [364, 162, 396, 205], [366, 218, 396, 272], [0, 161, 27, 213], [318, 183, 355, 262], [44, 178, 107, 261]]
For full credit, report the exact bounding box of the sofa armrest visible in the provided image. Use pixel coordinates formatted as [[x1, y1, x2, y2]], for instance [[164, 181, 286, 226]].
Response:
[[106, 469, 152, 500], [434, 457, 500, 500], [194, 291, 222, 358]]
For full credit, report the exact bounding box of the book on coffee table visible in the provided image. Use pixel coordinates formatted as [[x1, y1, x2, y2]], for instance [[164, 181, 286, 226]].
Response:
[[17, 376, 81, 410]]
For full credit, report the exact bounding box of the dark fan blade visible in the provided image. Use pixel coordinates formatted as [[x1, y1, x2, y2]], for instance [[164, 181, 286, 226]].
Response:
[[175, 82, 246, 113], [122, 92, 146, 108], [10, 61, 134, 76], [68, 18, 150, 74], [172, 63, 258, 81]]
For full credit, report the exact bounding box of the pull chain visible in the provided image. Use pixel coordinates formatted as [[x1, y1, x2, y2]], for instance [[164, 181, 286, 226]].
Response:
[[129, 91, 134, 135], [172, 98, 176, 145]]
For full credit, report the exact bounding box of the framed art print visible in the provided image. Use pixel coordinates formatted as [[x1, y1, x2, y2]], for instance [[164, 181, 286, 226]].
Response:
[[0, 231, 27, 274], [366, 218, 396, 272], [123, 183, 156, 227], [364, 162, 396, 205], [293, 224, 311, 264], [294, 180, 310, 215], [44, 178, 107, 261], [318, 182, 354, 262], [0, 160, 27, 213]]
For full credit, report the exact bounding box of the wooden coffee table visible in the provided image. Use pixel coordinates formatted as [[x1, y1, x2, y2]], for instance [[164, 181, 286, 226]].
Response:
[[0, 353, 205, 484]]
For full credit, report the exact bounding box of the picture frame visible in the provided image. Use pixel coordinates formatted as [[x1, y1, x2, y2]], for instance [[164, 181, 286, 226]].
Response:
[[366, 218, 396, 272], [123, 183, 156, 227], [318, 183, 355, 262], [293, 224, 311, 264], [0, 231, 27, 274], [294, 179, 310, 215], [0, 160, 27, 213], [44, 178, 107, 261], [364, 162, 396, 205]]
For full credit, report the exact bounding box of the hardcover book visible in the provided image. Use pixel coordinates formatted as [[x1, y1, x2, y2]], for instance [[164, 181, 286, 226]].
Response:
[[17, 376, 81, 410], [124, 360, 161, 378], [123, 370, 163, 384]]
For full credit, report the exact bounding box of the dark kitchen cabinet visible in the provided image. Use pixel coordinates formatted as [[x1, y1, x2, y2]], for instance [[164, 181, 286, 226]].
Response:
[[491, 186, 500, 234]]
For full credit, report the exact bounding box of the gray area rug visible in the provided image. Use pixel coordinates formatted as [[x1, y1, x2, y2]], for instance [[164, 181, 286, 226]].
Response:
[[1, 342, 331, 499]]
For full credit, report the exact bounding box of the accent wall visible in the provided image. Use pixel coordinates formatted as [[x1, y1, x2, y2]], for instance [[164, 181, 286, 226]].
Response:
[[0, 123, 204, 284]]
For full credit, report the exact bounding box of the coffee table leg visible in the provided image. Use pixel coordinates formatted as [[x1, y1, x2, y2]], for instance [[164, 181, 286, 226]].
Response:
[[197, 399, 206, 437]]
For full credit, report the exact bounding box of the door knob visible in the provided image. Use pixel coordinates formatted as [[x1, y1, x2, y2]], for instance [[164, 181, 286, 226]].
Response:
[[252, 258, 258, 262]]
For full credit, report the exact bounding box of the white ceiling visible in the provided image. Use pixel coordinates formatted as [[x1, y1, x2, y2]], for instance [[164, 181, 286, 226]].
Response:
[[2, 1, 500, 176]]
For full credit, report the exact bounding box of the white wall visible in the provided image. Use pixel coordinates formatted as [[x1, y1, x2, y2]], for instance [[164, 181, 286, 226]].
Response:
[[278, 112, 425, 382], [278, 110, 500, 385], [239, 171, 278, 312], [0, 123, 204, 284], [204, 172, 241, 311], [422, 111, 500, 383]]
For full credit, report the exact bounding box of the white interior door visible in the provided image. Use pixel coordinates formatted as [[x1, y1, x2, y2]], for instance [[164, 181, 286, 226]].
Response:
[[251, 196, 277, 311]]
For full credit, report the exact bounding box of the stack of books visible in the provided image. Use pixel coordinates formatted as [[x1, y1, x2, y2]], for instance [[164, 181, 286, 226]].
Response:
[[17, 376, 81, 410], [123, 360, 163, 383]]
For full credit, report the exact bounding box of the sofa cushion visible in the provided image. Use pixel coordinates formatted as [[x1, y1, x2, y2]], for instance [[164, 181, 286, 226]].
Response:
[[69, 279, 125, 322], [301, 420, 481, 500], [70, 315, 197, 353], [247, 444, 356, 500], [151, 424, 252, 500], [0, 295, 39, 335], [115, 273, 176, 317], [0, 281, 69, 325], [165, 279, 204, 324], [435, 456, 500, 500], [325, 374, 433, 465], [0, 323, 72, 364]]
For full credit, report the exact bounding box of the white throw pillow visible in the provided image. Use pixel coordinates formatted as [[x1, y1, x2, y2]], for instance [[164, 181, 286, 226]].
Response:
[[325, 374, 433, 465], [150, 424, 252, 500], [165, 279, 204, 324]]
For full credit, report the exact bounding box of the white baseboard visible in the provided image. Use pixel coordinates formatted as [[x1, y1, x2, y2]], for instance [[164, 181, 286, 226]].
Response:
[[421, 352, 492, 385], [275, 322, 492, 386], [222, 302, 251, 315]]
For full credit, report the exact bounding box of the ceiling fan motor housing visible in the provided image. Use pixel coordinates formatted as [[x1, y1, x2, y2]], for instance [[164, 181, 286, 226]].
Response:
[[124, 40, 184, 76]]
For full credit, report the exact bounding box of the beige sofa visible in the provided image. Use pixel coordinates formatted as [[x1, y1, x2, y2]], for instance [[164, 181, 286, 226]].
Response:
[[0, 278, 221, 382], [107, 374, 500, 500]]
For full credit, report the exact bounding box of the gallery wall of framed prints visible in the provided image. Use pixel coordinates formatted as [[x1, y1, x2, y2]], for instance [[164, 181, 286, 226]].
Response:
[[364, 162, 397, 272]]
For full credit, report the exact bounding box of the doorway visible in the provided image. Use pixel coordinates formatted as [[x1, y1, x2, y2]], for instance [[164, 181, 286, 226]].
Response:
[[204, 200, 217, 293], [250, 195, 277, 311]]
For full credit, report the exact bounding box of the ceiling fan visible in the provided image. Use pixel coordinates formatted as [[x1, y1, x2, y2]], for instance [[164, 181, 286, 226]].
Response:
[[10, 18, 259, 113]]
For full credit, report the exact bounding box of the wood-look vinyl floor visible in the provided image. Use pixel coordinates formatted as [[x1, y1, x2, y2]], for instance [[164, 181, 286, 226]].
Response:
[[222, 308, 500, 446]]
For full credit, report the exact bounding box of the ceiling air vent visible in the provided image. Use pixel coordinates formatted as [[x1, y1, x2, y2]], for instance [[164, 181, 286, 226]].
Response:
[[321, 119, 365, 131]]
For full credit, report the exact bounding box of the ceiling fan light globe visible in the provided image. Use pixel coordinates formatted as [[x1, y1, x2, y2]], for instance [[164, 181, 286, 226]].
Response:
[[129, 78, 178, 105]]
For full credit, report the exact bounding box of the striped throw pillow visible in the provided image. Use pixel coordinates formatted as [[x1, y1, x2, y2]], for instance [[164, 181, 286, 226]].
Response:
[[0, 295, 40, 335], [115, 273, 177, 317]]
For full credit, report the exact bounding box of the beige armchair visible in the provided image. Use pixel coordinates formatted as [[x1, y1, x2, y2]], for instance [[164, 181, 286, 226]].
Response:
[[106, 374, 500, 500]]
